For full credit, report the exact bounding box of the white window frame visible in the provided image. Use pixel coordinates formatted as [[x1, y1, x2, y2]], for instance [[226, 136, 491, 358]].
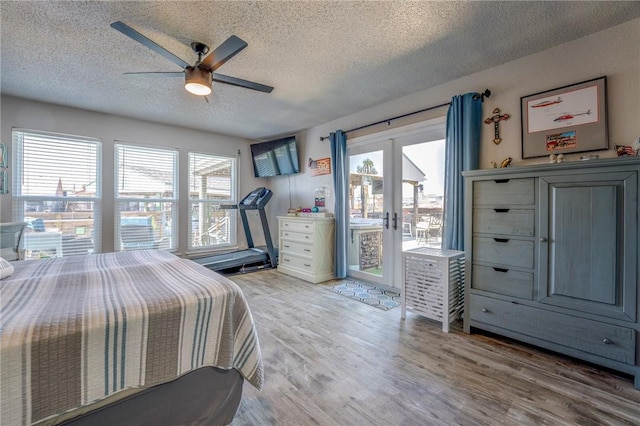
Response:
[[187, 151, 238, 253], [12, 128, 102, 257], [114, 141, 178, 252]]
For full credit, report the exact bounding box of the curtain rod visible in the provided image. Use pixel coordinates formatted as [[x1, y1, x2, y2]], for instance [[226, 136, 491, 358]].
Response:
[[320, 89, 491, 141]]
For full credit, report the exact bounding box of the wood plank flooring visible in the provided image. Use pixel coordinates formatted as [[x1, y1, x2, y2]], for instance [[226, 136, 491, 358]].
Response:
[[228, 270, 640, 425]]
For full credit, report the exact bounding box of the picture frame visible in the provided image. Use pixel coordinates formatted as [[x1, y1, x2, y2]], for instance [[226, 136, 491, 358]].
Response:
[[0, 169, 7, 194], [521, 76, 608, 159], [0, 142, 6, 168]]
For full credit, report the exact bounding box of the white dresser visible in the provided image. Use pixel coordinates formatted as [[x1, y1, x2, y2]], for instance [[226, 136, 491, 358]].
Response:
[[277, 216, 335, 283]]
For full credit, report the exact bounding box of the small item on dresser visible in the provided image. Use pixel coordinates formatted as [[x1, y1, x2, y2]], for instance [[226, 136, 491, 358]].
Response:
[[615, 145, 637, 157], [580, 154, 599, 161], [500, 157, 512, 168], [549, 154, 557, 163], [490, 161, 498, 168], [556, 153, 565, 163]]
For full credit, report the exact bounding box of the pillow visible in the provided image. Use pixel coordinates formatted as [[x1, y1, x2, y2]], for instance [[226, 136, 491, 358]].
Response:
[[0, 257, 15, 279]]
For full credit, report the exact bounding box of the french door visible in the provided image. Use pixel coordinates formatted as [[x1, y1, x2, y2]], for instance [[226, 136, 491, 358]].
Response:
[[347, 118, 446, 289]]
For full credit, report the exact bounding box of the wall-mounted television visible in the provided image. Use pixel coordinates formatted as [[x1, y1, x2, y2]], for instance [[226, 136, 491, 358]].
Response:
[[250, 136, 300, 178]]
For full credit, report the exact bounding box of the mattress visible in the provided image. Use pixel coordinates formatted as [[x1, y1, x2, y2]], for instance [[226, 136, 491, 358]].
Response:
[[0, 250, 263, 426]]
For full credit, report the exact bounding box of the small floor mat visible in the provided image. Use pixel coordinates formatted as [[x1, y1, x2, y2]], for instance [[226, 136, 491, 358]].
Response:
[[328, 280, 400, 311]]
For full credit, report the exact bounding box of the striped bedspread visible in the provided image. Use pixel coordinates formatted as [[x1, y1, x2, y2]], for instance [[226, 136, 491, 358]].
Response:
[[0, 250, 263, 425]]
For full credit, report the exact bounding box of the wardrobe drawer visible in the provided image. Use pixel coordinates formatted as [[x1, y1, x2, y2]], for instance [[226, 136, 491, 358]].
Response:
[[473, 178, 534, 205], [470, 294, 636, 365], [472, 264, 533, 299], [280, 220, 314, 234], [280, 239, 313, 257], [472, 237, 534, 268], [473, 208, 534, 236], [279, 254, 313, 272]]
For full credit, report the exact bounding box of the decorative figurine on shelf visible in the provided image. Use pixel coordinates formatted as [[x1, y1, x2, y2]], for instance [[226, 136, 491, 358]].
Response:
[[500, 157, 512, 168], [549, 154, 557, 163], [556, 153, 565, 163], [490, 160, 498, 168], [484, 108, 510, 145]]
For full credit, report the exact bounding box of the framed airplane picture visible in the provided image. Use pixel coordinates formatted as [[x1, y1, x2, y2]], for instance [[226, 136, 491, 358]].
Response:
[[521, 76, 608, 158]]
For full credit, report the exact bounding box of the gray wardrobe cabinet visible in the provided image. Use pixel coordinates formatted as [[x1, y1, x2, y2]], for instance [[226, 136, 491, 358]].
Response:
[[462, 157, 640, 389]]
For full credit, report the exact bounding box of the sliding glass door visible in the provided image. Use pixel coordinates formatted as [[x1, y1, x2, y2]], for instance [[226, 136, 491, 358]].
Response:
[[347, 118, 446, 290]]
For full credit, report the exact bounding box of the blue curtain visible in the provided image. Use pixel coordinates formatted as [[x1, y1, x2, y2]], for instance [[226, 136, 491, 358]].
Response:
[[442, 93, 482, 251], [330, 130, 348, 278]]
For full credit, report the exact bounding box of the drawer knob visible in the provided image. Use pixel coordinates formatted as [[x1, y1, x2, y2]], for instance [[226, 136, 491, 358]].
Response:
[[602, 338, 612, 345], [481, 308, 488, 313], [540, 237, 548, 242]]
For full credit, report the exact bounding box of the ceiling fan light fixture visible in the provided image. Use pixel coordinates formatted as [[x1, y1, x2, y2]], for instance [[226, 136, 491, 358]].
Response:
[[184, 67, 212, 96]]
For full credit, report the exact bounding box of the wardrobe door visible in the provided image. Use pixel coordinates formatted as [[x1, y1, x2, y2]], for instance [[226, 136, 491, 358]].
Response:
[[538, 171, 637, 322]]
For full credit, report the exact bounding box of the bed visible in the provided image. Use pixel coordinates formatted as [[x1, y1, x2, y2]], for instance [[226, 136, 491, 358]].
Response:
[[0, 250, 263, 426]]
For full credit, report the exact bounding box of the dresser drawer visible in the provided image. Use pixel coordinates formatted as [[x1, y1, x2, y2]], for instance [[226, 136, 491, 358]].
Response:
[[279, 253, 313, 272], [472, 264, 533, 299], [280, 220, 313, 234], [281, 230, 314, 242], [473, 208, 534, 236], [473, 178, 534, 205], [470, 294, 636, 365], [472, 237, 534, 268], [280, 239, 313, 257]]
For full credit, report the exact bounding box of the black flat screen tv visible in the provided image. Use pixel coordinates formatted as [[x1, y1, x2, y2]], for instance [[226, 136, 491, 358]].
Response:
[[250, 136, 300, 178]]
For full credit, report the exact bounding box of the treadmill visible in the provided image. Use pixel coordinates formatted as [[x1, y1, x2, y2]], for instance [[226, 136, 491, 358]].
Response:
[[193, 187, 277, 273]]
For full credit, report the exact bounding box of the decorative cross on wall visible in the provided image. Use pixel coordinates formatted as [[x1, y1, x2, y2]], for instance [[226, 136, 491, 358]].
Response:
[[484, 108, 510, 145]]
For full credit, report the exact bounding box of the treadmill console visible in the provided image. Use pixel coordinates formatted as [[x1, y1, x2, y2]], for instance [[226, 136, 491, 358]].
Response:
[[240, 187, 272, 208]]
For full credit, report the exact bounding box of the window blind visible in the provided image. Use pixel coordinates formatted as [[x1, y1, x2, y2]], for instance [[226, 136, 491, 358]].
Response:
[[188, 152, 237, 251], [12, 129, 102, 258], [114, 142, 178, 251]]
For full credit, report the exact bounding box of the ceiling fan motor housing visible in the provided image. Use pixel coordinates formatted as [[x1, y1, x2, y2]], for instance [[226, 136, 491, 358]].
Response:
[[185, 66, 212, 95]]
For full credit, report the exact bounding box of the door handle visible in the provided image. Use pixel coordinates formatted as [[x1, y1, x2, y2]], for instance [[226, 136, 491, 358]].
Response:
[[383, 212, 389, 229], [392, 212, 398, 230]]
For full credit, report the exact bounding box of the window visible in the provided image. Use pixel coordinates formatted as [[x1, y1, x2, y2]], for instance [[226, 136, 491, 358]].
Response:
[[188, 152, 237, 251], [115, 143, 177, 251], [12, 129, 101, 259]]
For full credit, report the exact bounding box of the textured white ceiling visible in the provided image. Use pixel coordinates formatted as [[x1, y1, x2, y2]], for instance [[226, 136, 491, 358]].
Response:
[[2, 1, 640, 140]]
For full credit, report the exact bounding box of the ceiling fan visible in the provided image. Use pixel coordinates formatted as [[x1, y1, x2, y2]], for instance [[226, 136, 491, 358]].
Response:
[[110, 21, 274, 97]]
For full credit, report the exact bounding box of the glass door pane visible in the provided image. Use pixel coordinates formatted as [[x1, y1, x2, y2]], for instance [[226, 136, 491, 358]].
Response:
[[348, 148, 388, 285], [401, 139, 445, 251]]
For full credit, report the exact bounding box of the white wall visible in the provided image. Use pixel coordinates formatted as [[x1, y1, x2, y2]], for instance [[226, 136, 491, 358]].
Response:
[[2, 18, 638, 251], [0, 96, 267, 253], [266, 18, 640, 227]]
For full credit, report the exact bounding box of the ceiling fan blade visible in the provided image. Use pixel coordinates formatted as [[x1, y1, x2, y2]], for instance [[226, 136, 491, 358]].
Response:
[[199, 35, 248, 71], [212, 73, 274, 93], [124, 72, 185, 77], [111, 21, 190, 69]]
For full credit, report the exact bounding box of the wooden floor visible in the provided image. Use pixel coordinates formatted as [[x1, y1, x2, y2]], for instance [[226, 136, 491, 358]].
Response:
[[228, 269, 640, 425]]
